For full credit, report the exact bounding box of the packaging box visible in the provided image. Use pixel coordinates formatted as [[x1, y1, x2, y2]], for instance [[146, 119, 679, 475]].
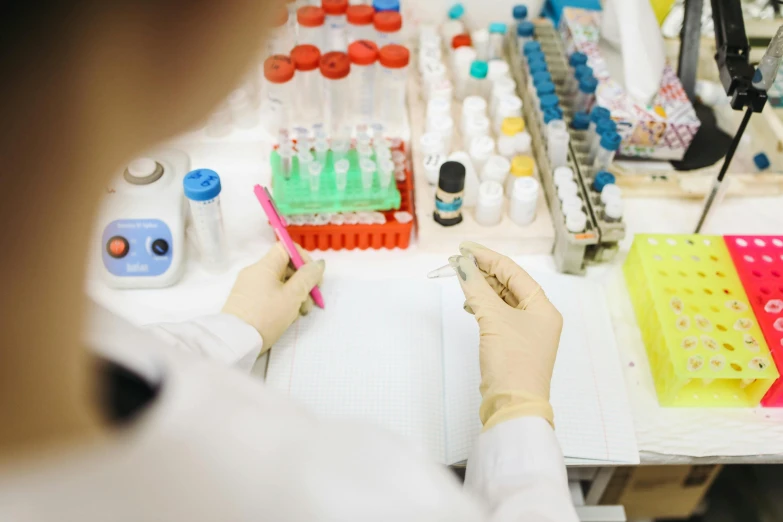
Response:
[[600, 465, 722, 519], [559, 8, 701, 161]]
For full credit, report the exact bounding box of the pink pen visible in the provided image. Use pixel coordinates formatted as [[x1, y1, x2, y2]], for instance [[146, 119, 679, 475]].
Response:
[[253, 185, 325, 309]]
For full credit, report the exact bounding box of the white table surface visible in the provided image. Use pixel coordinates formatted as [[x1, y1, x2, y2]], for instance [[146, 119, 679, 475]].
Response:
[[87, 140, 783, 465]]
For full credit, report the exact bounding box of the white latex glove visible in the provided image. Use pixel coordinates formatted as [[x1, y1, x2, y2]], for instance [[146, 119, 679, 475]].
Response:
[[223, 243, 325, 353], [450, 242, 563, 430]]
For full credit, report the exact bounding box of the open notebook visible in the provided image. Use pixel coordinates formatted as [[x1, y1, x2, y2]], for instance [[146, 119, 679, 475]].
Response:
[[266, 273, 639, 466]]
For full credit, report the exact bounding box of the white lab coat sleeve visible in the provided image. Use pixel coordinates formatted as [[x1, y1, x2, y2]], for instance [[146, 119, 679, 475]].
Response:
[[465, 417, 579, 522], [146, 314, 262, 372]]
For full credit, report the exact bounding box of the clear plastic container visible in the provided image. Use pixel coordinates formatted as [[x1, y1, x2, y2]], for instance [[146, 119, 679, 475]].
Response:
[[509, 177, 539, 226], [267, 7, 294, 57], [490, 76, 516, 117], [593, 132, 622, 171], [481, 155, 511, 185], [475, 181, 504, 226], [466, 60, 489, 99], [348, 40, 379, 126], [319, 51, 351, 136], [291, 45, 323, 126], [297, 6, 326, 49], [346, 5, 375, 43], [263, 55, 296, 135], [575, 75, 598, 114], [472, 28, 490, 61], [377, 44, 410, 134], [323, 0, 349, 51], [183, 169, 227, 272], [452, 46, 477, 100], [487, 60, 510, 84], [488, 23, 507, 61], [374, 11, 402, 46], [469, 135, 495, 177], [546, 120, 569, 169]]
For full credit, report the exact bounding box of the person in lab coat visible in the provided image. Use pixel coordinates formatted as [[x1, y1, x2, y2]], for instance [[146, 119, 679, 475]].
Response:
[[0, 2, 577, 521]]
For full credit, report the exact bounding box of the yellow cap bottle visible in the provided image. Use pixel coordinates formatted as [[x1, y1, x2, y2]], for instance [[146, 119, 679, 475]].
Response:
[[506, 155, 535, 194], [501, 116, 525, 137]]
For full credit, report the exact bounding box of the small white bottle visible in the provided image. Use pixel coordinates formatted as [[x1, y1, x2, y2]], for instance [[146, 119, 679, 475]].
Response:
[[469, 135, 495, 178], [183, 169, 227, 272], [558, 179, 579, 201], [481, 155, 511, 185], [566, 210, 588, 233], [509, 177, 540, 227], [497, 117, 525, 159], [475, 181, 504, 226]]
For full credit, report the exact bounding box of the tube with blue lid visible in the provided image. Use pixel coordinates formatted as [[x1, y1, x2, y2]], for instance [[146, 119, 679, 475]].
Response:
[[566, 52, 587, 93], [488, 22, 507, 60], [592, 170, 616, 192], [513, 4, 528, 21], [528, 59, 548, 77], [373, 0, 400, 12], [536, 80, 556, 97], [466, 60, 489, 98], [517, 21, 535, 50], [571, 111, 590, 131], [449, 3, 465, 19], [593, 132, 622, 171], [589, 118, 617, 163], [569, 64, 594, 95], [183, 169, 227, 272], [574, 75, 598, 113], [589, 106, 610, 137], [522, 40, 541, 66], [532, 70, 552, 88]]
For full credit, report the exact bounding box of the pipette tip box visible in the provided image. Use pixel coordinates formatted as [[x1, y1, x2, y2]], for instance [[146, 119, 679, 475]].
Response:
[[725, 236, 783, 406], [624, 234, 779, 407]]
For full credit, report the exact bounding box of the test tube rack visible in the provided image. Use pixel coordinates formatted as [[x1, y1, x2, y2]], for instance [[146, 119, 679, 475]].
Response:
[[506, 21, 626, 275], [725, 236, 783, 406], [271, 149, 402, 216], [624, 234, 779, 407], [282, 142, 415, 251]]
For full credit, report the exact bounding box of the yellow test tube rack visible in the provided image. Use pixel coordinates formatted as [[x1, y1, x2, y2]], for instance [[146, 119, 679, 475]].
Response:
[[624, 234, 779, 407]]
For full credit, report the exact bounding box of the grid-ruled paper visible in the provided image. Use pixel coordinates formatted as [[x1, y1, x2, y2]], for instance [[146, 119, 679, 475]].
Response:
[[441, 272, 639, 465], [265, 279, 447, 462]]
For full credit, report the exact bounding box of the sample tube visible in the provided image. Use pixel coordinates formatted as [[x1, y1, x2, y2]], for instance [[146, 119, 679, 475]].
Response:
[[466, 61, 489, 99], [469, 135, 495, 177], [378, 158, 395, 189], [513, 4, 528, 21], [547, 120, 570, 169], [553, 166, 575, 188], [183, 169, 227, 272], [561, 195, 583, 216], [571, 111, 590, 132], [278, 144, 294, 179], [565, 210, 587, 233], [487, 60, 511, 85], [505, 155, 534, 194], [557, 179, 579, 201], [291, 45, 323, 126], [323, 0, 349, 51], [314, 139, 330, 165], [263, 55, 296, 135], [434, 161, 466, 226], [308, 161, 324, 192], [320, 51, 351, 136], [297, 6, 326, 49], [574, 76, 598, 114], [593, 132, 622, 171], [488, 23, 507, 61], [267, 7, 294, 57], [509, 177, 539, 227], [346, 5, 376, 44], [603, 199, 624, 223], [334, 158, 350, 192], [514, 131, 532, 156], [566, 52, 588, 93], [347, 40, 379, 126], [517, 21, 535, 51], [475, 181, 505, 227], [589, 118, 617, 164], [490, 76, 516, 116], [493, 95, 523, 134], [600, 183, 622, 205], [452, 46, 478, 100], [588, 106, 610, 143], [378, 44, 410, 133], [481, 155, 511, 184], [374, 11, 402, 46], [359, 157, 376, 190], [472, 28, 490, 61], [497, 117, 524, 158]]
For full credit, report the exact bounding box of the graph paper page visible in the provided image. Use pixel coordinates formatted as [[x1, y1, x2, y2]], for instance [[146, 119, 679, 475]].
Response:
[[265, 279, 447, 462], [442, 271, 639, 465]]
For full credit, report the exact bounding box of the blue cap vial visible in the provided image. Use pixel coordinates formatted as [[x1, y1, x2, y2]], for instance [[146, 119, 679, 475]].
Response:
[[513, 4, 528, 20], [754, 152, 771, 170], [592, 171, 616, 192], [571, 111, 590, 130], [575, 64, 594, 80], [600, 132, 622, 151], [590, 106, 610, 124], [523, 40, 542, 56], [597, 118, 617, 136], [569, 52, 588, 68], [544, 108, 564, 124], [374, 0, 401, 12], [529, 59, 548, 75], [470, 60, 489, 79], [517, 21, 535, 38], [448, 3, 465, 19], [532, 70, 553, 87], [526, 50, 546, 63], [184, 169, 222, 201], [489, 22, 507, 34], [536, 80, 556, 96], [540, 93, 560, 110], [579, 76, 598, 94]]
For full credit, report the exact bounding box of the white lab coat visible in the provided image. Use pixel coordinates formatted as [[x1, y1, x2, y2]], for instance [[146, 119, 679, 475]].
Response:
[[0, 306, 578, 522]]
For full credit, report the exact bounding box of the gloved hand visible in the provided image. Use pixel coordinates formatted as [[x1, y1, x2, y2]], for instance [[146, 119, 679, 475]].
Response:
[[223, 242, 325, 353], [450, 242, 563, 431]]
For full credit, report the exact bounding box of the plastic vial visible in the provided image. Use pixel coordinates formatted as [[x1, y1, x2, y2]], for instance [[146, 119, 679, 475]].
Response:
[[263, 55, 296, 135], [278, 145, 295, 179], [434, 161, 466, 226], [334, 159, 350, 192], [323, 0, 349, 51], [378, 158, 395, 189], [603, 199, 624, 223], [594, 132, 622, 171], [514, 131, 532, 155], [297, 6, 326, 49], [481, 155, 511, 184], [183, 169, 227, 273], [320, 51, 351, 136], [373, 0, 400, 12], [466, 61, 489, 99], [547, 119, 570, 169], [347, 40, 378, 126], [267, 8, 294, 57], [290, 45, 323, 126], [427, 97, 451, 132], [374, 11, 402, 46], [359, 157, 376, 190], [463, 116, 491, 147], [475, 181, 505, 227], [561, 195, 583, 216], [308, 161, 324, 192], [574, 76, 598, 114], [490, 77, 517, 118], [433, 117, 455, 154], [488, 23, 507, 61], [509, 177, 539, 227], [553, 166, 574, 188], [601, 183, 622, 205], [589, 106, 610, 137], [498, 117, 524, 158], [592, 170, 616, 193], [472, 28, 490, 61], [420, 132, 445, 155], [513, 4, 528, 21], [469, 135, 495, 178], [346, 5, 375, 44], [558, 179, 579, 201], [571, 111, 590, 131], [314, 139, 330, 165], [506, 155, 534, 194], [422, 153, 447, 185], [566, 210, 587, 233], [589, 117, 617, 162], [517, 21, 535, 51], [493, 95, 523, 134], [462, 96, 488, 130], [567, 52, 588, 92], [378, 44, 410, 134], [452, 46, 478, 100], [488, 60, 511, 85]]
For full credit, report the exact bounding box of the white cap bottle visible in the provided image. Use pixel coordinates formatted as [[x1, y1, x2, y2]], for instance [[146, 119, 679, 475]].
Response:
[[509, 176, 539, 226], [475, 181, 505, 226]]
